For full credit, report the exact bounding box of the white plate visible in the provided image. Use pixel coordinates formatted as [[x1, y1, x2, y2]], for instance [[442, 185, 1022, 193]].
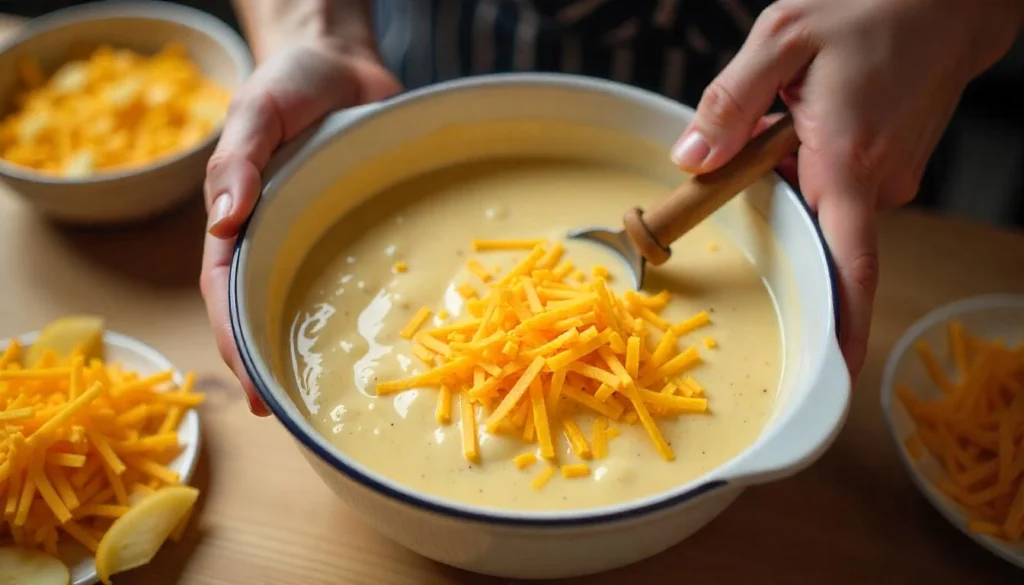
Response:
[[880, 294, 1024, 569], [1, 330, 202, 585]]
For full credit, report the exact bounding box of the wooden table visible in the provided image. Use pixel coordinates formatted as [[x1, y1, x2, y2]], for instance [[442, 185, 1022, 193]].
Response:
[[2, 191, 1023, 585], [3, 16, 1024, 585]]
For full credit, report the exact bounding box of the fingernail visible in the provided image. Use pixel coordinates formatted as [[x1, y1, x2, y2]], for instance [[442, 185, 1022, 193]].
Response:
[[243, 384, 270, 416], [670, 130, 711, 170], [208, 192, 232, 233], [244, 391, 258, 414], [247, 394, 270, 417]]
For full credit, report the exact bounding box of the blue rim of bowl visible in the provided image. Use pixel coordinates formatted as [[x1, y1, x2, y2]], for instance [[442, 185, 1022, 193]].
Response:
[[0, 0, 253, 185], [228, 73, 841, 527]]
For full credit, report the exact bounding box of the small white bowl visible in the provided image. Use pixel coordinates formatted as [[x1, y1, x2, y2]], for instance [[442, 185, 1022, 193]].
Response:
[[1, 329, 201, 585], [881, 294, 1024, 569], [0, 1, 252, 225]]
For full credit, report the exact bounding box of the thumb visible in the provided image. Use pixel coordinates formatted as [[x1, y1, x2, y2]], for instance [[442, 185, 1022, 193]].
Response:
[[204, 89, 284, 239], [672, 9, 813, 173], [351, 58, 403, 103]]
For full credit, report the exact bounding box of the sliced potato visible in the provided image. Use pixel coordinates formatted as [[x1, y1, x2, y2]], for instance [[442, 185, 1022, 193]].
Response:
[[0, 547, 70, 585], [26, 315, 105, 365], [95, 486, 199, 585]]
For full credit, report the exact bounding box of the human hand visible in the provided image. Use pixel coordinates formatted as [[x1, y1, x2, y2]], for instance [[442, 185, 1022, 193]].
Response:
[[670, 0, 1023, 379], [200, 41, 401, 415]]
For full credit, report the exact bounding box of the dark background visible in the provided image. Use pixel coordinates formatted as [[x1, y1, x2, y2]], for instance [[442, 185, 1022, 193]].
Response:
[[3, 0, 1022, 229]]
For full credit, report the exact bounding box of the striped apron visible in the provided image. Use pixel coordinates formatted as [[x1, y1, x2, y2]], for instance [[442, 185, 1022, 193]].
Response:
[[374, 0, 772, 107]]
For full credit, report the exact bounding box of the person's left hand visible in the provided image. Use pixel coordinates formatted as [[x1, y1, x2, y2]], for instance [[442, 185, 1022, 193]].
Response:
[[670, 0, 1023, 380], [201, 41, 401, 415]]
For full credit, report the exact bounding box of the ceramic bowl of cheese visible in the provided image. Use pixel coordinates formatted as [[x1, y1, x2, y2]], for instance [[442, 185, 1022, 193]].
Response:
[[229, 74, 851, 578], [0, 1, 252, 224], [881, 295, 1024, 568], [0, 328, 201, 585]]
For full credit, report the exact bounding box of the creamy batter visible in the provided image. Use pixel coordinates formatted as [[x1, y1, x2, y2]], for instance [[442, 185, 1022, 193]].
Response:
[[281, 157, 781, 511]]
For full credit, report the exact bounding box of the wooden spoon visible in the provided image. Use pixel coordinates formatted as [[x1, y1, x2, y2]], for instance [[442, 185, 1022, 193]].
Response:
[[568, 113, 800, 288]]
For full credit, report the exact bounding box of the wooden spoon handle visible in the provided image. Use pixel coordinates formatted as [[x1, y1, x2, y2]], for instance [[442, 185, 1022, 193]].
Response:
[[624, 113, 800, 265]]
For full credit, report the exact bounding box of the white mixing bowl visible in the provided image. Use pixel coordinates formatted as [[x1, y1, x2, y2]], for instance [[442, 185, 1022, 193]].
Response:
[[228, 73, 851, 579]]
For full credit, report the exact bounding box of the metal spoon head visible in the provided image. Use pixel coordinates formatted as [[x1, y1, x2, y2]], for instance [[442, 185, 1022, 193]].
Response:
[[566, 226, 646, 289]]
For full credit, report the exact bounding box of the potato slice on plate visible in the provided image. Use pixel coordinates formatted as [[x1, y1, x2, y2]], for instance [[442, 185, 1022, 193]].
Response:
[[0, 547, 70, 585], [25, 315, 105, 365], [95, 486, 199, 584]]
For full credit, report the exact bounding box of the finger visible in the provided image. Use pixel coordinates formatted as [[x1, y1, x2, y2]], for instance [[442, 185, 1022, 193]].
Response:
[[204, 89, 284, 240], [750, 112, 787, 137], [671, 5, 815, 173], [199, 228, 271, 417], [799, 145, 879, 381], [776, 155, 799, 186], [752, 113, 799, 184]]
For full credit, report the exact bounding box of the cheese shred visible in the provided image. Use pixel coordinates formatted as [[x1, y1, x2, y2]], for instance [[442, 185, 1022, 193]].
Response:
[[399, 307, 433, 340], [513, 452, 538, 470], [472, 239, 548, 252], [561, 464, 591, 479], [530, 465, 555, 490]]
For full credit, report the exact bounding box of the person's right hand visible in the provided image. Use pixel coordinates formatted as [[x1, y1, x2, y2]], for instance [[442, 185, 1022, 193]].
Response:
[[200, 41, 401, 415]]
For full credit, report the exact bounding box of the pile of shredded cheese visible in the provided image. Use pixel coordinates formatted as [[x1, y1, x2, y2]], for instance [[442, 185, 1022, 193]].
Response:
[[898, 321, 1024, 541], [0, 339, 202, 555], [0, 43, 230, 177], [379, 239, 714, 489]]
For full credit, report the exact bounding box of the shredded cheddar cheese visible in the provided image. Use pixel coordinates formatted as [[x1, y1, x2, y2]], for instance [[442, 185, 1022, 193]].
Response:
[[457, 283, 478, 300], [472, 239, 547, 252], [378, 239, 714, 490], [561, 464, 591, 479], [0, 337, 202, 555], [513, 452, 538, 470], [530, 465, 555, 490], [465, 259, 492, 283], [0, 44, 231, 177], [671, 311, 711, 336], [399, 307, 432, 340], [897, 321, 1024, 541], [592, 418, 610, 459]]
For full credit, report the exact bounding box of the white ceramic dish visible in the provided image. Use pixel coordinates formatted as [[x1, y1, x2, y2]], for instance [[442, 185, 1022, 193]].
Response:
[[229, 73, 851, 578], [880, 294, 1024, 569], [0, 0, 252, 225], [0, 330, 201, 585]]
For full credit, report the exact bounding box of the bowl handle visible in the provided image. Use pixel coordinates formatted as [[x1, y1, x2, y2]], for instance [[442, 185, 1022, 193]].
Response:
[[725, 339, 852, 484], [261, 103, 385, 191]]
